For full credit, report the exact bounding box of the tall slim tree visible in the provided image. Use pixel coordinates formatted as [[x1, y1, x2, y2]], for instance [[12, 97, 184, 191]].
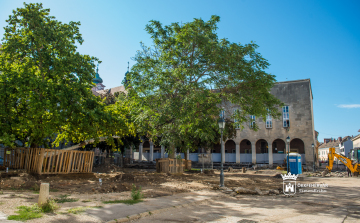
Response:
[[0, 3, 135, 148], [126, 15, 282, 156]]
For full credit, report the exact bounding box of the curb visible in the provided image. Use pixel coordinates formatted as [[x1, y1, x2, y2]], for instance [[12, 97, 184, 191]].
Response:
[[106, 199, 211, 223]]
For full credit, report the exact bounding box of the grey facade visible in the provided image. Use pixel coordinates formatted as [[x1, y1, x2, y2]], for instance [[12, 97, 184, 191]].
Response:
[[222, 79, 316, 168]]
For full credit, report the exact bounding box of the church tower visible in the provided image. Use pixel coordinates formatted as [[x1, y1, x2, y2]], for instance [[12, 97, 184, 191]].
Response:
[[92, 64, 106, 94]]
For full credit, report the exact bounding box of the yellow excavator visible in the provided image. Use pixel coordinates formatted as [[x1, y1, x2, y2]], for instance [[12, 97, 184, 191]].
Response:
[[322, 147, 360, 177]]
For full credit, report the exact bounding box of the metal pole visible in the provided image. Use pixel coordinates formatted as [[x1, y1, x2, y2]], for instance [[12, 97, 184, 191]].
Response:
[[287, 142, 289, 174], [313, 146, 315, 172], [220, 129, 224, 187]]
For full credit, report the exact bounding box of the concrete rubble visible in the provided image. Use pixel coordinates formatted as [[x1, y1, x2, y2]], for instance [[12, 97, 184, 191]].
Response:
[[219, 186, 280, 196]]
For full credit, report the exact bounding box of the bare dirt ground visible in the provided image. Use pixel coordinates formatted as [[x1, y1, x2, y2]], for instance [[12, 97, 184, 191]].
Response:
[[1, 167, 358, 222]]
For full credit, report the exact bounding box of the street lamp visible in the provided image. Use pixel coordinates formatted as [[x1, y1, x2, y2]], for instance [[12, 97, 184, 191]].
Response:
[[311, 143, 315, 172], [286, 136, 290, 174], [218, 117, 225, 187]]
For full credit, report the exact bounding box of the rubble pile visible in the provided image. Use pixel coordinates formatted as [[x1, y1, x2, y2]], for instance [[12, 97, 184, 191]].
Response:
[[308, 171, 348, 177], [215, 186, 281, 196]]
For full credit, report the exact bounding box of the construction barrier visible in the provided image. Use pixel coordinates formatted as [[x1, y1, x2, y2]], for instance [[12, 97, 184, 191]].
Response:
[[156, 158, 191, 173], [2, 147, 94, 174]]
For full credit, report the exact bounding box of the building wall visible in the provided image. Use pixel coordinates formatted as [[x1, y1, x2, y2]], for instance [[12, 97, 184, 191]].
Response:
[[344, 140, 353, 158], [352, 135, 360, 148], [226, 79, 315, 167]]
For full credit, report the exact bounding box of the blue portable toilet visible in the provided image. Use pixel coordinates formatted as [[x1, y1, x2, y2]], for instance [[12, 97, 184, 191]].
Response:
[[287, 153, 302, 175]]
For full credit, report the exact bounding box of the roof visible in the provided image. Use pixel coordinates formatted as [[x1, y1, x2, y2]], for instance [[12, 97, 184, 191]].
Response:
[[352, 134, 360, 141], [340, 136, 351, 143], [318, 140, 340, 149], [93, 72, 103, 84], [96, 85, 127, 96]]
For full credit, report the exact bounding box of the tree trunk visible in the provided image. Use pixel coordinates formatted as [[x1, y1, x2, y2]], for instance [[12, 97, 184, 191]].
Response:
[[168, 144, 176, 159]]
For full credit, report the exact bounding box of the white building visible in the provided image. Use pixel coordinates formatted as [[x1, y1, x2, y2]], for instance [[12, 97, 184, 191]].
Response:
[[338, 136, 353, 157]]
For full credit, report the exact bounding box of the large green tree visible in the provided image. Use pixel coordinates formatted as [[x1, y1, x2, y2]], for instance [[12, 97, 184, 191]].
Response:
[[126, 15, 282, 156], [0, 3, 135, 148]]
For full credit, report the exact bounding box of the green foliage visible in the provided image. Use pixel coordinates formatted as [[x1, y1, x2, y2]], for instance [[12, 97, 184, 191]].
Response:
[[126, 15, 282, 154], [7, 205, 43, 221], [54, 194, 79, 203], [131, 184, 143, 201], [40, 199, 59, 213], [102, 199, 143, 205], [0, 3, 135, 148], [67, 207, 86, 214]]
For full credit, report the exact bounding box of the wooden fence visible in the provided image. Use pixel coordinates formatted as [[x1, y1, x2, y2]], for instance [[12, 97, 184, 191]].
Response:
[[3, 147, 94, 174], [156, 158, 191, 173]]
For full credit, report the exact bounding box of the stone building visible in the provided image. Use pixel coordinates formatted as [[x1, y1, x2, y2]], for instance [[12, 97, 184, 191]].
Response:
[[136, 79, 316, 169], [219, 79, 316, 168]]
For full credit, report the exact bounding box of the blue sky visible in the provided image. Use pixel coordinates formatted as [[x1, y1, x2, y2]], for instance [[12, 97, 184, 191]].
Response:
[[1, 0, 359, 142]]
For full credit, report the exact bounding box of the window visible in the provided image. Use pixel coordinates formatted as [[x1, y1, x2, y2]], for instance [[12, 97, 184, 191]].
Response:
[[234, 109, 240, 129], [266, 109, 272, 128], [283, 106, 290, 127], [232, 149, 235, 153], [250, 115, 255, 129]]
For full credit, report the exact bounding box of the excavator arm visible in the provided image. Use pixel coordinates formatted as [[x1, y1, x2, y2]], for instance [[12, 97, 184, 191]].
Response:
[[326, 148, 356, 173]]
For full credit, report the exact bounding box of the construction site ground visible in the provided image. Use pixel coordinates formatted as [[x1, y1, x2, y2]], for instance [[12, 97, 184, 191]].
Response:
[[0, 167, 359, 222]]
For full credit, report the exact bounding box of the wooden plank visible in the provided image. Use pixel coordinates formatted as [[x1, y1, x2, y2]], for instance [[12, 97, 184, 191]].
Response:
[[78, 152, 82, 172], [67, 152, 74, 173], [59, 151, 64, 173], [77, 152, 82, 172], [32, 148, 38, 173], [83, 153, 87, 172], [20, 149, 24, 169], [27, 148, 32, 172], [76, 151, 80, 172], [62, 152, 67, 173], [88, 152, 94, 172], [37, 149, 45, 174], [81, 153, 85, 172], [45, 150, 50, 173], [31, 148, 37, 172], [55, 150, 60, 173], [88, 152, 92, 172], [83, 152, 87, 172], [84, 153, 89, 172], [77, 152, 81, 172], [72, 151, 77, 172], [76, 152, 81, 173], [65, 152, 70, 173]]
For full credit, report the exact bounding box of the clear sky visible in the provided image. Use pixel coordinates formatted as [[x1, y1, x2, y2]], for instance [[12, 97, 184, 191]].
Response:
[[1, 0, 359, 143]]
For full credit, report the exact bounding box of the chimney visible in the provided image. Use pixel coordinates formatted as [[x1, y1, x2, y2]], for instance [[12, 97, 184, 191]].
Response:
[[338, 137, 342, 142]]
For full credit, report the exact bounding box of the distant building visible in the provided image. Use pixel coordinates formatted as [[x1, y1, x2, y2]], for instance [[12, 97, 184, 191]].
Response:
[[91, 65, 127, 96], [91, 65, 106, 95], [339, 136, 353, 157], [352, 134, 360, 149], [318, 139, 340, 161]]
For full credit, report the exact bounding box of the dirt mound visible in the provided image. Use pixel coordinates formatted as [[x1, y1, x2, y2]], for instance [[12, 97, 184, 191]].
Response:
[[93, 163, 122, 173]]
